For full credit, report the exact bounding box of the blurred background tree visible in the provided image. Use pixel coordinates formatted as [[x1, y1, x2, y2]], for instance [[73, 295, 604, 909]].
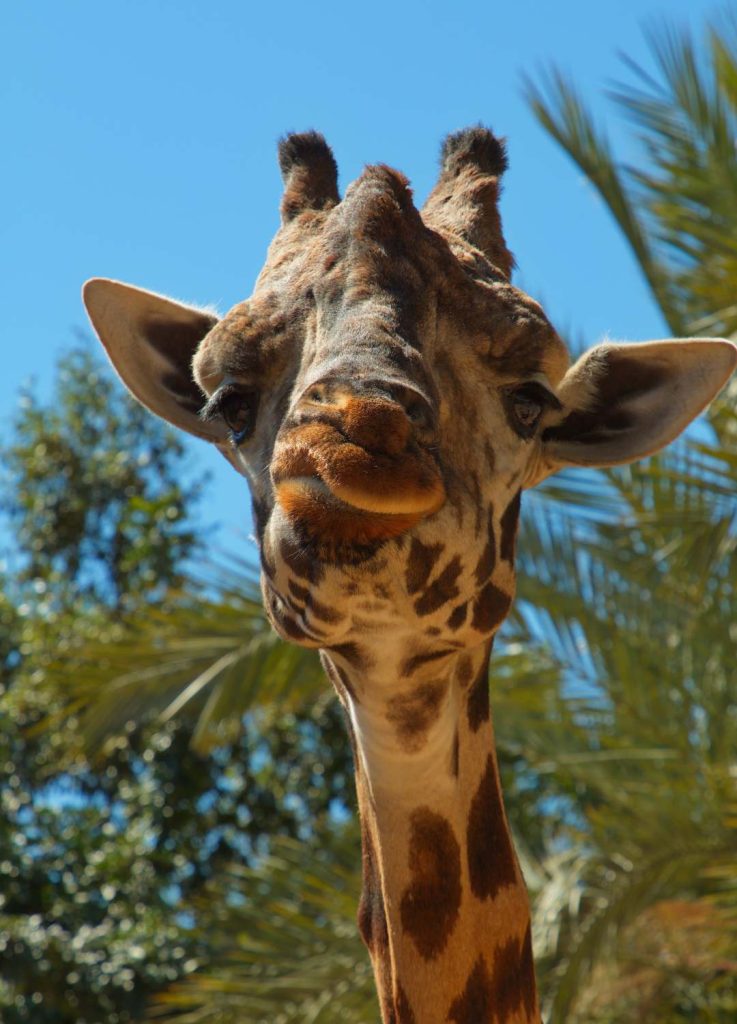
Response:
[[2, 11, 737, 1024], [0, 344, 353, 1023]]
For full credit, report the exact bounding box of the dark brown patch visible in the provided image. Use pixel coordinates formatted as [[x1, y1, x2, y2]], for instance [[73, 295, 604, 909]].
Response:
[[456, 654, 474, 687], [279, 538, 325, 584], [260, 544, 277, 581], [400, 808, 461, 960], [401, 649, 449, 677], [263, 586, 312, 642], [414, 555, 463, 617], [406, 537, 444, 595], [251, 494, 272, 541], [307, 594, 344, 624], [466, 661, 490, 732], [471, 582, 511, 633], [466, 756, 518, 900], [447, 601, 468, 631], [450, 730, 459, 777], [358, 819, 395, 1024], [330, 641, 371, 672], [288, 579, 309, 605], [286, 579, 342, 624], [357, 823, 389, 954], [499, 491, 521, 564], [447, 956, 493, 1024], [474, 506, 496, 584], [491, 925, 538, 1022], [387, 681, 446, 751], [483, 439, 496, 470], [395, 985, 417, 1024]]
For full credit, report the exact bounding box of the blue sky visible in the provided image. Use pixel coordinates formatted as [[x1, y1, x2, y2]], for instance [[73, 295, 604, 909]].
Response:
[[1, 0, 719, 556]]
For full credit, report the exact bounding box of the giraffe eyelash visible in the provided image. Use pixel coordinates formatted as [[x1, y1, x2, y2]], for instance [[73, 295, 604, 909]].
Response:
[[200, 384, 259, 443]]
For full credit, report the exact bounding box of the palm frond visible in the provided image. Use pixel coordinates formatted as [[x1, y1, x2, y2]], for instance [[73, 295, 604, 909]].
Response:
[[149, 830, 374, 1024]]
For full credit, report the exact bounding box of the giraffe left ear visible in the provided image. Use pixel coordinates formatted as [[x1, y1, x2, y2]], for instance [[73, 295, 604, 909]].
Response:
[[539, 338, 737, 475], [83, 278, 225, 442]]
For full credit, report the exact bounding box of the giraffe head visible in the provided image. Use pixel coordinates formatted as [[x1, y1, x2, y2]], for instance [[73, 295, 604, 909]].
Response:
[[84, 128, 736, 655]]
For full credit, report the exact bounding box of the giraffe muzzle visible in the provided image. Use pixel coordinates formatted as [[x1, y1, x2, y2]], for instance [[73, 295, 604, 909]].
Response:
[[271, 381, 446, 540]]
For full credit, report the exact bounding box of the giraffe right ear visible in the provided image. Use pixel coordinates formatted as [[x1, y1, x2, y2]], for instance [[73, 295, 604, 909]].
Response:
[[536, 338, 737, 479], [83, 278, 228, 444]]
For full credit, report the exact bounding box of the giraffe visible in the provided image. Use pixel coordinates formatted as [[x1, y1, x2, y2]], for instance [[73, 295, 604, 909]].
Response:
[[83, 127, 736, 1023]]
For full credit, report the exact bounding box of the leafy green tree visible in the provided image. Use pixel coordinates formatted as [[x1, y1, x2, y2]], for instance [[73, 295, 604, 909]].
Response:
[[2, 345, 202, 611], [0, 344, 354, 1023]]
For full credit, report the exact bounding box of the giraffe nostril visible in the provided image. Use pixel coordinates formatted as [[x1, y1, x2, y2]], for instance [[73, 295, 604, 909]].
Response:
[[404, 396, 433, 431], [387, 384, 437, 436]]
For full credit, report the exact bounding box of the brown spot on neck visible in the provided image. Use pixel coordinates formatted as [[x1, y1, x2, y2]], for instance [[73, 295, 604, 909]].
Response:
[[466, 755, 518, 900], [474, 505, 497, 584], [447, 601, 469, 631], [400, 808, 461, 960], [406, 537, 445, 595], [414, 555, 463, 616], [492, 925, 538, 1022], [386, 680, 447, 752], [395, 984, 417, 1024], [448, 955, 493, 1024], [471, 581, 511, 633], [357, 821, 389, 953], [500, 490, 521, 564], [401, 648, 451, 677], [467, 656, 491, 732]]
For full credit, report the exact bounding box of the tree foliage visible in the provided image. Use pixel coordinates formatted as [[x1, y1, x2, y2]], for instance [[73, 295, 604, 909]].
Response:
[[2, 345, 202, 611], [0, 345, 353, 1023]]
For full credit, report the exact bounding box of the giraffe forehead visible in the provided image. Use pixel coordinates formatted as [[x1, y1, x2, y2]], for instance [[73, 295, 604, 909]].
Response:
[[197, 168, 570, 391]]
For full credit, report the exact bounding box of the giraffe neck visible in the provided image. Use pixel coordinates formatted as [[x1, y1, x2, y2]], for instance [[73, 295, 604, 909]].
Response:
[[324, 641, 539, 1024]]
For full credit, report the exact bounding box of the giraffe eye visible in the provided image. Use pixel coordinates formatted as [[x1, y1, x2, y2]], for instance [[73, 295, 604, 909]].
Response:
[[505, 383, 560, 439], [220, 390, 257, 443], [513, 392, 543, 429], [200, 386, 258, 444]]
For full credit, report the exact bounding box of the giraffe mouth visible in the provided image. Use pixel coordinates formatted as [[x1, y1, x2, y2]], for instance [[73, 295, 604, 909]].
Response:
[[271, 424, 446, 543], [274, 477, 435, 544]]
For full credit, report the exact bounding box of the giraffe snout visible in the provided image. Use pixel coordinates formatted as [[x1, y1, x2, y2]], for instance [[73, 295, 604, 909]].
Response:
[[296, 376, 438, 456], [270, 375, 446, 543]]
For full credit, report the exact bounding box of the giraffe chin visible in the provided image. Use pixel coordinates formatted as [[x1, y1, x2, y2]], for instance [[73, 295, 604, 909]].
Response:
[[275, 477, 443, 545]]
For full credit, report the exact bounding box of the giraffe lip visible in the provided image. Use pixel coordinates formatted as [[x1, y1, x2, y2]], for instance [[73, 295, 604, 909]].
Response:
[[276, 473, 446, 517], [271, 425, 447, 518], [274, 476, 442, 544]]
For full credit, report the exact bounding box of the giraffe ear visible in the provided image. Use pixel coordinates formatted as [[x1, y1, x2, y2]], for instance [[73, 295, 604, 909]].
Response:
[[539, 339, 737, 474], [83, 278, 227, 443]]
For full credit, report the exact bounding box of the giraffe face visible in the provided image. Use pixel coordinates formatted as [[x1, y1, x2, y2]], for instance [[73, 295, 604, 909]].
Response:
[[83, 128, 736, 652], [189, 158, 569, 650]]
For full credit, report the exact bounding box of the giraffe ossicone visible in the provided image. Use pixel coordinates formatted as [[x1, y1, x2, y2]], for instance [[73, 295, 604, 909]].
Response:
[[84, 126, 736, 1024]]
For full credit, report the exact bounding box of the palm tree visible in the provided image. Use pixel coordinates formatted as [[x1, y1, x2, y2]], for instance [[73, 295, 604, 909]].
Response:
[[519, 13, 737, 1020]]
